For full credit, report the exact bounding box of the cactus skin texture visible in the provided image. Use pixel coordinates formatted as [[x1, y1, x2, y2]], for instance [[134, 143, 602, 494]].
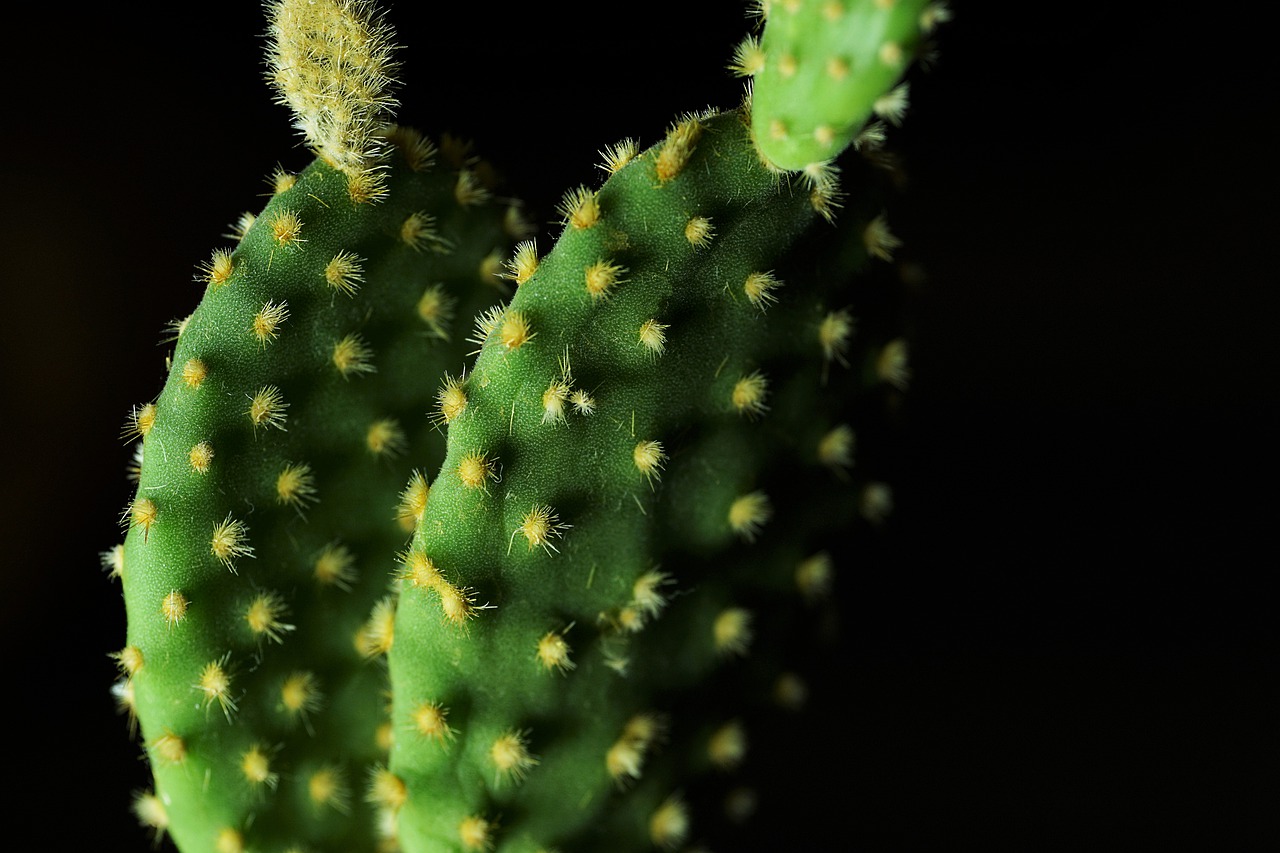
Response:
[[116, 139, 519, 852], [386, 108, 906, 852], [109, 1, 941, 850], [742, 0, 948, 171]]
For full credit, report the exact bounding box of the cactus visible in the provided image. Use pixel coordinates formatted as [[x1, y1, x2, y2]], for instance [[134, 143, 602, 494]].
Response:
[[743, 0, 948, 170], [108, 1, 944, 850]]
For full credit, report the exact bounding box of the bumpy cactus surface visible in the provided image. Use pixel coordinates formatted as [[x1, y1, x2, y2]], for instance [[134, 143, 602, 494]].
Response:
[[108, 1, 943, 850], [743, 0, 946, 170]]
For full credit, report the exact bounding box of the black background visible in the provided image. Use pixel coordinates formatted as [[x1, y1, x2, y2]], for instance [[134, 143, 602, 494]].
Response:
[[1, 2, 1275, 850]]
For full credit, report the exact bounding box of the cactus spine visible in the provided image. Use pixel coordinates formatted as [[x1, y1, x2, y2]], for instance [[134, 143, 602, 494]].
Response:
[[110, 1, 942, 850]]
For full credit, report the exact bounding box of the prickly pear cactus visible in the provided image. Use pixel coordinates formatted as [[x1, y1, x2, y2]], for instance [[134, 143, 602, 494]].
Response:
[[383, 103, 908, 850], [107, 1, 942, 850], [739, 0, 948, 170], [109, 2, 522, 850]]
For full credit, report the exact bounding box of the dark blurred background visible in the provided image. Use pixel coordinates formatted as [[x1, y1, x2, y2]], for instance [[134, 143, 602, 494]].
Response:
[[2, 2, 1275, 850]]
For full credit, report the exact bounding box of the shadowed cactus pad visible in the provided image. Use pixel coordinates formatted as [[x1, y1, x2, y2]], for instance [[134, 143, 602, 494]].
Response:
[[384, 107, 907, 852]]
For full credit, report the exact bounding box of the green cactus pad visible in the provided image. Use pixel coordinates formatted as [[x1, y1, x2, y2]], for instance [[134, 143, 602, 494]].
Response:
[[744, 0, 946, 170], [114, 132, 520, 853], [385, 106, 904, 852]]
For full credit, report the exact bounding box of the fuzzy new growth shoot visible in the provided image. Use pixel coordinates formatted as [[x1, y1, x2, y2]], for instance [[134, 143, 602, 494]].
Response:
[[267, 0, 401, 176]]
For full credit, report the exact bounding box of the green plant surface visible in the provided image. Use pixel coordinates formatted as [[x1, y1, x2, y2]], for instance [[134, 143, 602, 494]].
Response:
[[105, 2, 937, 850]]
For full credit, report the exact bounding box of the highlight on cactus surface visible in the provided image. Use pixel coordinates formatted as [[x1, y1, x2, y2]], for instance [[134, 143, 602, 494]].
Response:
[[107, 1, 944, 850]]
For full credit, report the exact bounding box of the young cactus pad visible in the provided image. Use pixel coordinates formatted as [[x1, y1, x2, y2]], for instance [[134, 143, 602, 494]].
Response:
[[740, 0, 947, 170], [384, 106, 906, 851]]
